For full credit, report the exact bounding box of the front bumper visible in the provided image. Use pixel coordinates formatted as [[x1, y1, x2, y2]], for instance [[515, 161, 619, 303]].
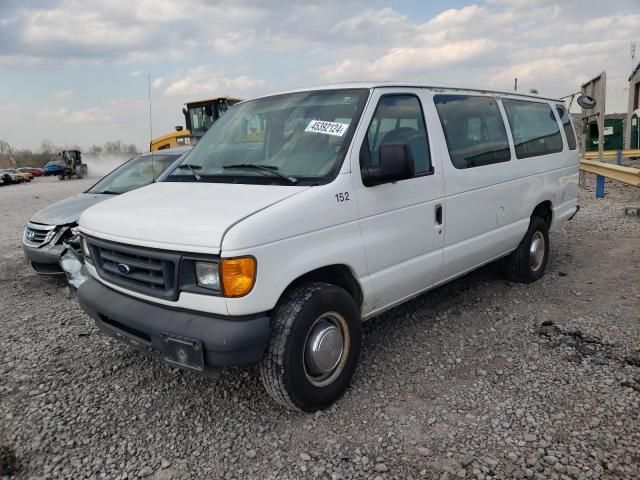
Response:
[[22, 242, 65, 275], [77, 275, 271, 374]]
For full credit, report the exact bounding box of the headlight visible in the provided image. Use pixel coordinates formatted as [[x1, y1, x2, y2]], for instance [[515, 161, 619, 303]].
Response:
[[220, 257, 256, 297], [81, 237, 91, 258], [195, 261, 220, 290]]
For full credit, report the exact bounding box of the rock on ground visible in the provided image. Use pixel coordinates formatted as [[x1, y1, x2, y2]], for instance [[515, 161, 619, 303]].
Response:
[[0, 174, 639, 479]]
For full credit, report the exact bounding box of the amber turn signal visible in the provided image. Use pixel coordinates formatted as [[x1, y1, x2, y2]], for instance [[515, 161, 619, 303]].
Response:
[[220, 257, 257, 297]]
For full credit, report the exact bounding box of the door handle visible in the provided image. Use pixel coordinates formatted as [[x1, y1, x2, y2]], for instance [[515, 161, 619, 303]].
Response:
[[435, 204, 443, 225]]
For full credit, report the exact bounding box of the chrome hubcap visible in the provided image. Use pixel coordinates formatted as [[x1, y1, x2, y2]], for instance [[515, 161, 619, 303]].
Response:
[[304, 312, 349, 387], [529, 231, 545, 272]]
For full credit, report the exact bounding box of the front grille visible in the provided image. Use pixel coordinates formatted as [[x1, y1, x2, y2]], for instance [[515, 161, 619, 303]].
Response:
[[88, 238, 181, 300], [24, 223, 57, 247]]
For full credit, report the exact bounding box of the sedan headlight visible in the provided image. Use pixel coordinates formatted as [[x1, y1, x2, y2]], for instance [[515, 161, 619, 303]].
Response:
[[195, 261, 220, 290]]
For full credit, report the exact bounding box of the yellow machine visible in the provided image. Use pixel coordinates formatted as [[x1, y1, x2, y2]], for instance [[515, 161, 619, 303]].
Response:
[[150, 127, 194, 151], [150, 97, 242, 151]]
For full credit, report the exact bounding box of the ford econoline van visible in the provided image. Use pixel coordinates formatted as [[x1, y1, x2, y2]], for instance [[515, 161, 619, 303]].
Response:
[[77, 83, 580, 411]]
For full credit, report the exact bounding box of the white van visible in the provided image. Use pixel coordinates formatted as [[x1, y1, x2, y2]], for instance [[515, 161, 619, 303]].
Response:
[[77, 83, 580, 411]]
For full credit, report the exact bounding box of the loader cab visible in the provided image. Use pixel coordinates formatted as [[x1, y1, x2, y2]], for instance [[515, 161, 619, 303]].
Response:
[[183, 97, 242, 137], [61, 150, 82, 166]]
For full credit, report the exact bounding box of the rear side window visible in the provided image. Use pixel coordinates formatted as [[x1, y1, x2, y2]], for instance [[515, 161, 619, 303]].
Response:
[[502, 99, 563, 158], [362, 94, 432, 175], [555, 105, 577, 150], [434, 95, 511, 169]]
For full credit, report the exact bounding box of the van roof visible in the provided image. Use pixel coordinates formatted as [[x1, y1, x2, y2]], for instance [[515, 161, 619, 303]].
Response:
[[251, 82, 563, 103]]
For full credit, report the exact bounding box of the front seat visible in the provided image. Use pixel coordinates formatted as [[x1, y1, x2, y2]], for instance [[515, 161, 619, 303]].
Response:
[[379, 127, 428, 173]]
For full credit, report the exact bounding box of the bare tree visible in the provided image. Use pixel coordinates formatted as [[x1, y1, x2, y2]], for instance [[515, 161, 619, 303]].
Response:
[[40, 139, 56, 154]]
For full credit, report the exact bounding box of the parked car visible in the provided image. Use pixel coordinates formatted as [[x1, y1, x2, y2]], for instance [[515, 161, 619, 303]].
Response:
[[7, 169, 32, 182], [19, 167, 44, 177], [43, 161, 66, 176], [22, 147, 191, 275], [1, 169, 27, 182], [75, 83, 581, 411], [0, 170, 14, 186]]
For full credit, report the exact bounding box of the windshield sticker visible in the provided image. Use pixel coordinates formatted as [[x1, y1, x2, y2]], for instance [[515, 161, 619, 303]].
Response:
[[305, 120, 350, 137]]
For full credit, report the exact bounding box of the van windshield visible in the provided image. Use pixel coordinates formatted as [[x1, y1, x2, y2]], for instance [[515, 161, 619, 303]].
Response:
[[166, 89, 369, 185]]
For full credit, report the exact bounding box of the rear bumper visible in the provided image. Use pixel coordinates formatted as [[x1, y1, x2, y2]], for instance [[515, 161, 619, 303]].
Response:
[[77, 275, 271, 373]]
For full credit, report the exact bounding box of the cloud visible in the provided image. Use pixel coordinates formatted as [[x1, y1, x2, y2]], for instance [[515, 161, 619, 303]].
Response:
[[323, 39, 498, 82], [35, 106, 111, 123], [0, 103, 18, 114], [36, 107, 69, 119], [151, 77, 164, 88], [54, 89, 73, 98], [317, 3, 639, 112], [164, 66, 266, 98], [0, 0, 386, 67], [2, 0, 639, 151], [64, 107, 112, 124]]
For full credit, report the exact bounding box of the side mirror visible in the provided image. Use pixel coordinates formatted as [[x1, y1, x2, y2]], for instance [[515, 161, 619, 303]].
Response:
[[577, 94, 596, 110], [363, 144, 414, 187]]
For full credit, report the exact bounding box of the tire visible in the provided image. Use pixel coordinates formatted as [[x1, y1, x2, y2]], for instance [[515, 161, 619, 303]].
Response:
[[260, 282, 362, 412], [506, 216, 550, 283]]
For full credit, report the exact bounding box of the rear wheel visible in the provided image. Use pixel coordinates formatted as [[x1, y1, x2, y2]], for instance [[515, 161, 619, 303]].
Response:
[[260, 282, 362, 411], [506, 216, 549, 283]]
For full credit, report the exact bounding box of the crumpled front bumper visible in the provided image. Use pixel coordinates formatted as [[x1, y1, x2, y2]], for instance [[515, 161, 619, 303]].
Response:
[[22, 242, 65, 275], [59, 246, 89, 289]]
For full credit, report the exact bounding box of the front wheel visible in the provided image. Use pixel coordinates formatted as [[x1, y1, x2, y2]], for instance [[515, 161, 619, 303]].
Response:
[[260, 282, 362, 411], [506, 216, 550, 283]]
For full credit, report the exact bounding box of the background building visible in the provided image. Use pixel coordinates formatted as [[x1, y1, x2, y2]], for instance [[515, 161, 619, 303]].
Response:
[[625, 62, 640, 149]]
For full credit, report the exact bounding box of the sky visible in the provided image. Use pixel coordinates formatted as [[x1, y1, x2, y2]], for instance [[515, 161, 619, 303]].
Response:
[[1, 0, 639, 151]]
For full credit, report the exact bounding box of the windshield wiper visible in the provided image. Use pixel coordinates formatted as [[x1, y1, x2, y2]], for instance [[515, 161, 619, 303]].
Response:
[[96, 190, 121, 195], [177, 163, 202, 181], [223, 163, 298, 184]]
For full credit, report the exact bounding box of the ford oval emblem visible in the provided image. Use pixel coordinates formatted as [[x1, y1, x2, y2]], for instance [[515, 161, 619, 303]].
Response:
[[117, 263, 131, 275]]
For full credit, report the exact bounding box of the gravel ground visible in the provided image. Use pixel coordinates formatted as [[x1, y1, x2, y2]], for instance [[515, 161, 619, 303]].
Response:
[[1, 175, 639, 480]]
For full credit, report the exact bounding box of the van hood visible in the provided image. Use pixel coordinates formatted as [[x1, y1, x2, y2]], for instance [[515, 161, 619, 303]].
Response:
[[79, 182, 308, 254], [30, 193, 114, 226]]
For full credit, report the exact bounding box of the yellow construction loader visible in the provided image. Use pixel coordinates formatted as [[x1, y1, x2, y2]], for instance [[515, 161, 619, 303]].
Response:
[[150, 97, 241, 151]]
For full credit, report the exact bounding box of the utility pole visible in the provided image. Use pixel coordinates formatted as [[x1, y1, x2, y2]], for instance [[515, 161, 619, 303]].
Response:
[[514, 78, 518, 92], [148, 74, 153, 149]]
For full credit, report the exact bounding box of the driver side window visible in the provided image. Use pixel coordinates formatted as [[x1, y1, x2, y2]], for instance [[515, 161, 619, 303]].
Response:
[[361, 95, 432, 175]]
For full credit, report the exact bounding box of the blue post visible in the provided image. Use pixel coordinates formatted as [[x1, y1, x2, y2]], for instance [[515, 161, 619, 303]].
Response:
[[595, 175, 605, 198], [616, 149, 622, 165]]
